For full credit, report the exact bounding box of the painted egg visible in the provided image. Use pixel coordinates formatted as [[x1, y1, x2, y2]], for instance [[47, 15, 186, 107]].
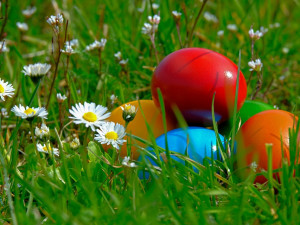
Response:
[[236, 110, 299, 183], [151, 48, 247, 126], [239, 100, 274, 124], [219, 100, 274, 137], [107, 100, 177, 160], [139, 127, 225, 174]]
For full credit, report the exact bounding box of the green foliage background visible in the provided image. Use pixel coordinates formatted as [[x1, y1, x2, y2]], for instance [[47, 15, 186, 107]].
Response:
[[0, 0, 299, 224]]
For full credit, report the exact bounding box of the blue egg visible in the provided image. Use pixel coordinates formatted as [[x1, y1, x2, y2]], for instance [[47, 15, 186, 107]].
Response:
[[138, 127, 226, 178]]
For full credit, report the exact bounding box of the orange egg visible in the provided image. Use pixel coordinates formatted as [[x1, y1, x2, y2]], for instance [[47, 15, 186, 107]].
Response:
[[106, 100, 177, 160], [236, 110, 299, 183]]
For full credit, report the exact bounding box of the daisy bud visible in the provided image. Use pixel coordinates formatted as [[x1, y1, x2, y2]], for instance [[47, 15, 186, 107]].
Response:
[[70, 137, 80, 149], [35, 123, 50, 139], [121, 104, 138, 123]]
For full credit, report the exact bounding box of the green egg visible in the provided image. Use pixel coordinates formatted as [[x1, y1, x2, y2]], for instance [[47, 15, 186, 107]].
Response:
[[239, 100, 274, 124], [219, 100, 274, 137]]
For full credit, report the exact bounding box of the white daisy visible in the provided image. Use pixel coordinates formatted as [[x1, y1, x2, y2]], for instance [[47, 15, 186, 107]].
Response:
[[36, 143, 59, 156], [11, 105, 48, 119], [22, 63, 51, 77], [22, 6, 37, 17], [56, 93, 67, 103], [94, 122, 126, 149], [85, 39, 107, 51], [0, 79, 15, 101], [69, 102, 111, 131], [70, 137, 80, 149], [35, 123, 50, 139], [0, 40, 9, 53], [16, 22, 29, 32]]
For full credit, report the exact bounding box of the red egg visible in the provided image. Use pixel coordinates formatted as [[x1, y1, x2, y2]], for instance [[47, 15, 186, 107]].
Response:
[[151, 48, 247, 126], [236, 110, 299, 183]]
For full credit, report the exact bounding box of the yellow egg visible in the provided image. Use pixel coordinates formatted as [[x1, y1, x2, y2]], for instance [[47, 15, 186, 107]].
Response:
[[107, 100, 177, 160]]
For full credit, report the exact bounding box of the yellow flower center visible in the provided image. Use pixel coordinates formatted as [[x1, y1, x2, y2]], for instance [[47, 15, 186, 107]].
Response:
[[82, 112, 97, 122], [105, 131, 118, 140], [43, 145, 52, 152], [125, 105, 131, 111], [24, 108, 36, 115], [0, 84, 4, 93]]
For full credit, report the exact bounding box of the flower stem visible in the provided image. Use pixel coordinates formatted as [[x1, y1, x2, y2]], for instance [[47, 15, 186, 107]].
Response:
[[176, 24, 183, 48], [0, 0, 9, 41], [150, 35, 159, 65], [187, 0, 208, 47], [46, 33, 62, 109], [98, 48, 102, 78], [64, 55, 71, 109]]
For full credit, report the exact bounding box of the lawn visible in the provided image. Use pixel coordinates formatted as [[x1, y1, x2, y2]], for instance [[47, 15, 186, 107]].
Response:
[[0, 0, 299, 224]]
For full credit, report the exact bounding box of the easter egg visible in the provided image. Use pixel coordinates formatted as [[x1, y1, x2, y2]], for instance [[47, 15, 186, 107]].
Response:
[[219, 100, 274, 137], [107, 100, 177, 160], [151, 48, 247, 126], [239, 100, 274, 124], [236, 110, 299, 183], [140, 127, 225, 171]]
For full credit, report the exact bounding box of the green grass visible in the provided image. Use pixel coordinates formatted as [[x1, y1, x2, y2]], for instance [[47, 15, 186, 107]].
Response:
[[0, 0, 300, 224]]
